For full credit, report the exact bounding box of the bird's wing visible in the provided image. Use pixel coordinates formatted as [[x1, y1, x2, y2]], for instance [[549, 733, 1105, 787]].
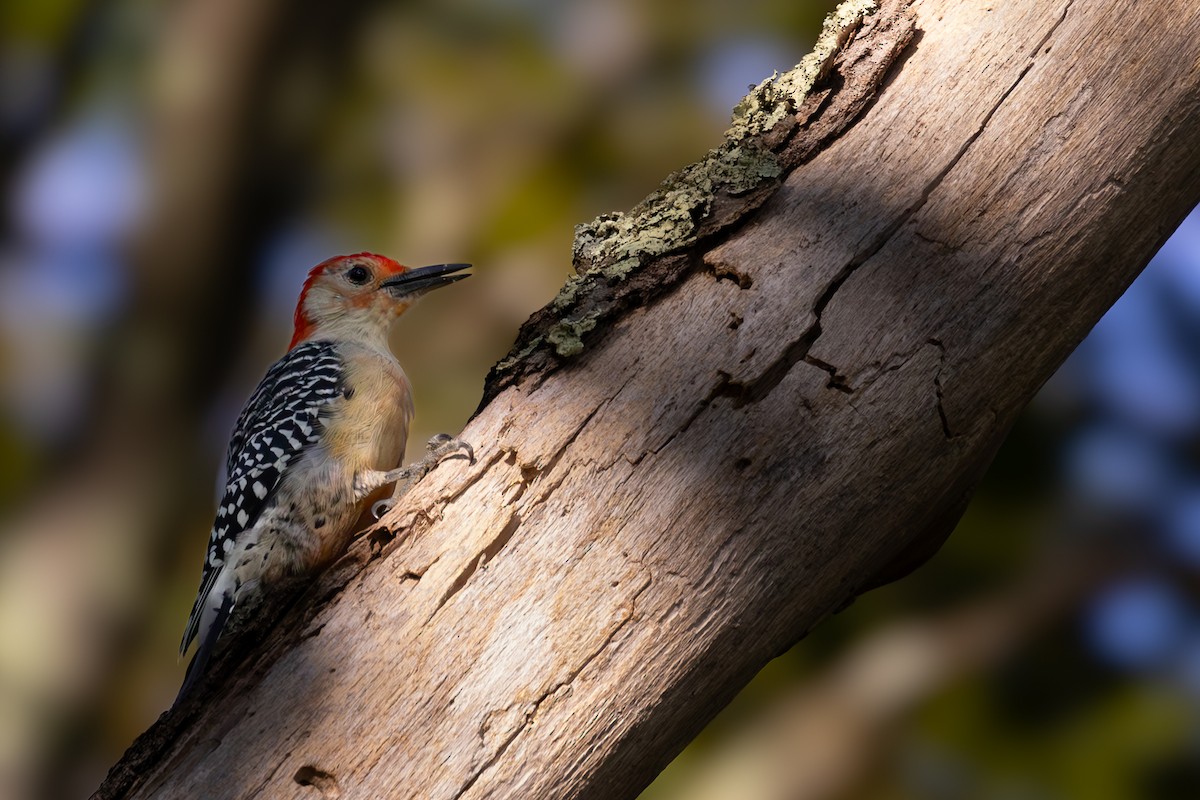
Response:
[[179, 340, 344, 657]]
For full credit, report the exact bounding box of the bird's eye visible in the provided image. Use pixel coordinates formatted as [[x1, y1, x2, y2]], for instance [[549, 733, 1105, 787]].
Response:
[[346, 265, 370, 284]]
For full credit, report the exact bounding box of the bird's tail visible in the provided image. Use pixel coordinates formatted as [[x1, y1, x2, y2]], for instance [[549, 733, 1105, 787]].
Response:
[[174, 592, 234, 705]]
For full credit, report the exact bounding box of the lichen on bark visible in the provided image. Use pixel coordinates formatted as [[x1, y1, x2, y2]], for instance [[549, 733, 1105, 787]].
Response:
[[729, 0, 879, 137], [567, 0, 878, 285], [488, 0, 888, 385]]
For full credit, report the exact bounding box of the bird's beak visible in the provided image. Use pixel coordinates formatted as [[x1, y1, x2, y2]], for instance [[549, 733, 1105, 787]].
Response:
[[380, 263, 471, 298]]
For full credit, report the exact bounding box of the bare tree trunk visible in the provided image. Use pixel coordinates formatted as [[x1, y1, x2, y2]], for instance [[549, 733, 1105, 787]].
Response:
[[96, 0, 1200, 798]]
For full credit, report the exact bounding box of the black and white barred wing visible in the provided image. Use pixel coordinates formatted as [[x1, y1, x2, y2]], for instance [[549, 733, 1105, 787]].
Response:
[[179, 340, 344, 656]]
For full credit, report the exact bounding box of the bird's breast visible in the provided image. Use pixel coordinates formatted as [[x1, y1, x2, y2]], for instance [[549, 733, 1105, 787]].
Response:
[[323, 348, 414, 472]]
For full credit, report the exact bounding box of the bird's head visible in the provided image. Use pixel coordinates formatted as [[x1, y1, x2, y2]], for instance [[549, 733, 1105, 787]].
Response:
[[290, 253, 470, 349]]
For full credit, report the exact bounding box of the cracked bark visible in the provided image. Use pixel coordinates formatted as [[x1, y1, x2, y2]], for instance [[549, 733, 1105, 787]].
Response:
[[95, 0, 1200, 798]]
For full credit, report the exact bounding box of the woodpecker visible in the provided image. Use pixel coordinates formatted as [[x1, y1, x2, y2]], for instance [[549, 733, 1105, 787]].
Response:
[[177, 253, 472, 701]]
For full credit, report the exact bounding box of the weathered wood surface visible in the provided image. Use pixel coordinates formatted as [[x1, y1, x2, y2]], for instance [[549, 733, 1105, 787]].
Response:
[[97, 0, 1200, 797]]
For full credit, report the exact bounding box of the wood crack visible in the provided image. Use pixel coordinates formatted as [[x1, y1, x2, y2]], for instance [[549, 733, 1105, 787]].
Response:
[[768, 0, 1076, 401], [428, 512, 522, 621], [927, 338, 956, 439], [451, 574, 653, 800], [711, 242, 865, 408], [895, 0, 1073, 234], [1030, 0, 1075, 57], [362, 449, 506, 562], [426, 376, 636, 621]]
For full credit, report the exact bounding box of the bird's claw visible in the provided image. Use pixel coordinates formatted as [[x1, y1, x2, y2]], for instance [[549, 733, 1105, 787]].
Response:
[[426, 433, 475, 465], [372, 434, 474, 520]]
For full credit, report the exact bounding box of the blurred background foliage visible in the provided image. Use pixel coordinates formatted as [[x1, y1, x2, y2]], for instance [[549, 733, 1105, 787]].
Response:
[[0, 0, 1197, 798]]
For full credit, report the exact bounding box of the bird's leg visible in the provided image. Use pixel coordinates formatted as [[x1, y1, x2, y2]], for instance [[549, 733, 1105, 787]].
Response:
[[367, 433, 475, 519]]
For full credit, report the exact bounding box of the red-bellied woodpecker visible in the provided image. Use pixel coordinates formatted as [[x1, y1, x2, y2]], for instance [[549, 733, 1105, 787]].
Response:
[[177, 253, 472, 701]]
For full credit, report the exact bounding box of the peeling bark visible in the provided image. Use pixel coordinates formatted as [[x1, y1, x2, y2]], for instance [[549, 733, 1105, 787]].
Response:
[[96, 0, 1200, 798]]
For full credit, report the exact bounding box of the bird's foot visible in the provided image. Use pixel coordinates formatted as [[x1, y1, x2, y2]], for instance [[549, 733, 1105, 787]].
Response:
[[425, 432, 476, 466], [371, 434, 475, 519]]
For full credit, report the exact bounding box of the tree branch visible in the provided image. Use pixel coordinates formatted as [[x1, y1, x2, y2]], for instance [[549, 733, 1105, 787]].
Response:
[[667, 545, 1119, 800], [96, 0, 1200, 797]]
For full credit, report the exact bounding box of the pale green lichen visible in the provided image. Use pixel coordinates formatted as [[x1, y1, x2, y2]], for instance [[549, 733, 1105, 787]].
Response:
[[602, 257, 640, 281], [495, 336, 544, 372], [706, 143, 785, 192], [607, 188, 698, 261], [568, 140, 783, 280], [546, 317, 597, 357], [730, 0, 878, 138], [531, 0, 878, 362], [551, 272, 590, 312], [569, 0, 875, 279]]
